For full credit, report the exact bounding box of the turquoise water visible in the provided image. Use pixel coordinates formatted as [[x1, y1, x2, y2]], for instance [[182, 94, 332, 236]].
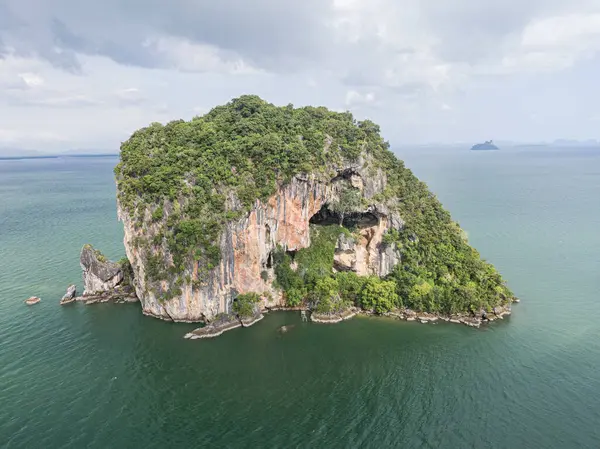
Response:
[[1, 149, 599, 448]]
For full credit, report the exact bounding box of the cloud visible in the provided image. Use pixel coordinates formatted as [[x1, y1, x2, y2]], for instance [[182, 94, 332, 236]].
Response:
[[0, 0, 333, 71], [345, 90, 377, 108], [1, 0, 600, 151], [18, 72, 44, 87], [146, 36, 260, 74]]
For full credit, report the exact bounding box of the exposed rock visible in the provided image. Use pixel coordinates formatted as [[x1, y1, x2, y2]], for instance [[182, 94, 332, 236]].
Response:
[[240, 313, 264, 328], [76, 288, 138, 305], [119, 158, 402, 323], [311, 307, 358, 324], [184, 315, 242, 339], [80, 244, 123, 295], [334, 233, 357, 272], [74, 245, 138, 305], [60, 284, 77, 305], [25, 296, 41, 305], [278, 324, 296, 333]]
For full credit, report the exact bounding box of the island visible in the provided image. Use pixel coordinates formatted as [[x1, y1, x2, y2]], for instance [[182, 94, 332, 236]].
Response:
[[74, 96, 516, 337], [471, 140, 499, 151]]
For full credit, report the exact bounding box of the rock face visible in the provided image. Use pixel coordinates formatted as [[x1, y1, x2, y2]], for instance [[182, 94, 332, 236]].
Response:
[[80, 244, 123, 295], [76, 245, 137, 304], [60, 284, 77, 305], [118, 156, 403, 322]]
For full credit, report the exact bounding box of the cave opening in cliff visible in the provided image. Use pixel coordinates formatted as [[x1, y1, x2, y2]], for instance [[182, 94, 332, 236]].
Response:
[[309, 205, 378, 229]]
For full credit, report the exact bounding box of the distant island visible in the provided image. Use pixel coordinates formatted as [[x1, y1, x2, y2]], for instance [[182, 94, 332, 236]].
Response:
[[471, 140, 499, 151], [0, 154, 117, 161]]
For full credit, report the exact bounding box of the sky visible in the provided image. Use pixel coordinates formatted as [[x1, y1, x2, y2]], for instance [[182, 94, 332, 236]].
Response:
[[1, 0, 600, 153]]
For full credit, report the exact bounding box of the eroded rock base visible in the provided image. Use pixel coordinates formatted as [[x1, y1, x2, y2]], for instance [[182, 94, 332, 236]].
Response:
[[75, 286, 138, 305], [183, 303, 515, 340], [311, 308, 359, 324]]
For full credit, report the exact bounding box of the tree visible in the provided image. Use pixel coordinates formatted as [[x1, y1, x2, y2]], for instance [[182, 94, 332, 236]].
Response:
[[336, 272, 366, 306], [232, 292, 260, 317], [330, 185, 362, 226], [359, 277, 398, 314], [314, 277, 340, 314]]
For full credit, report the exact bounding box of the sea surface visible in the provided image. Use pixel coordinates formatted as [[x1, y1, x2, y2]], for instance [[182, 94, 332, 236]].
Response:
[[1, 147, 599, 448]]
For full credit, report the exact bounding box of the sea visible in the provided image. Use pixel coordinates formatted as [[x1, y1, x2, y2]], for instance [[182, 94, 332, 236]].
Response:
[[0, 147, 599, 448]]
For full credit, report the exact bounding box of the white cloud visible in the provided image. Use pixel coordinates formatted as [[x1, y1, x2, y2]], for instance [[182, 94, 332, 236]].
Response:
[[345, 90, 377, 108], [146, 36, 261, 74], [1, 0, 600, 150], [18, 72, 44, 87]]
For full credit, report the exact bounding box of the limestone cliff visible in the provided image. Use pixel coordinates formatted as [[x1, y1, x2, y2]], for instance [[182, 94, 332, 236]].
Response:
[[118, 156, 401, 322], [115, 95, 516, 325]]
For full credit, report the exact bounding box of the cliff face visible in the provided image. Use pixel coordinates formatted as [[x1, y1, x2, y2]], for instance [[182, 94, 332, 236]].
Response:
[[118, 156, 402, 322]]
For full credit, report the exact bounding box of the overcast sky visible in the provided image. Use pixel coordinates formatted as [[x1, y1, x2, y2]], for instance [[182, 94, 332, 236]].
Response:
[[1, 0, 600, 152]]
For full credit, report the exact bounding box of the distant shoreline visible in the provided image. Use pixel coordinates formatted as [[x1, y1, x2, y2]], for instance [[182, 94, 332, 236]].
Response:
[[0, 154, 118, 161]]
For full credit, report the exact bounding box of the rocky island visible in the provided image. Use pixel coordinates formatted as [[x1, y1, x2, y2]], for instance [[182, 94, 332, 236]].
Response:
[[82, 95, 517, 337], [471, 140, 499, 151]]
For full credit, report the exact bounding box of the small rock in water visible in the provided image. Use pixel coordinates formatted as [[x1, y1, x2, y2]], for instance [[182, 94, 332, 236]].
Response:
[[60, 284, 77, 305], [278, 324, 295, 333], [25, 296, 41, 305]]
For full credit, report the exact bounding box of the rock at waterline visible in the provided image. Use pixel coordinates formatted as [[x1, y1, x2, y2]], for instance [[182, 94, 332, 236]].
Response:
[[25, 296, 41, 305], [60, 284, 77, 305], [80, 244, 123, 295]]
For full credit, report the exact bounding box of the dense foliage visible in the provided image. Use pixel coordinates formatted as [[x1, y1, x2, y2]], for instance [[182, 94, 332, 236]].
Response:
[[274, 226, 401, 315], [232, 293, 260, 318], [116, 95, 514, 313]]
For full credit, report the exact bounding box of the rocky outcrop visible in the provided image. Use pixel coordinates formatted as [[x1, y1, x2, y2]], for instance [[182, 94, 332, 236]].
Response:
[[184, 314, 242, 339], [240, 312, 264, 328], [60, 285, 77, 305], [76, 245, 137, 304], [386, 304, 513, 328], [80, 245, 123, 295], [311, 308, 359, 324], [333, 216, 399, 276], [119, 155, 403, 323]]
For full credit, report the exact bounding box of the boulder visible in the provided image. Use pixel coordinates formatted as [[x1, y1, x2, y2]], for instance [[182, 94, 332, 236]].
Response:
[[60, 284, 77, 305], [25, 296, 41, 305]]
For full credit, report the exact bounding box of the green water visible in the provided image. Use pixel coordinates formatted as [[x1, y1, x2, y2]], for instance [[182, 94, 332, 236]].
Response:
[[1, 149, 599, 448]]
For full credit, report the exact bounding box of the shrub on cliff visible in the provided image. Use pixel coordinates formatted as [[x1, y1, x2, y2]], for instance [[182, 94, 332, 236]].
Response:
[[233, 293, 260, 318]]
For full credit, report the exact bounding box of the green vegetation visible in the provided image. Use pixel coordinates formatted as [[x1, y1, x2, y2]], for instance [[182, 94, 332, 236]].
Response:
[[84, 244, 108, 263], [274, 225, 349, 307], [116, 95, 515, 315], [232, 292, 260, 317], [330, 184, 362, 226], [359, 277, 398, 314], [274, 226, 402, 315], [118, 257, 134, 288]]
